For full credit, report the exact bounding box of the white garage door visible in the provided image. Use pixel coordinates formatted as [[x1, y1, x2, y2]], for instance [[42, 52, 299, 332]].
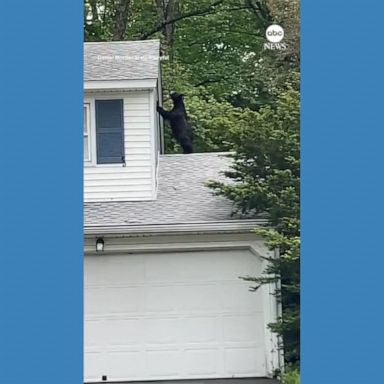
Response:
[[84, 250, 268, 382]]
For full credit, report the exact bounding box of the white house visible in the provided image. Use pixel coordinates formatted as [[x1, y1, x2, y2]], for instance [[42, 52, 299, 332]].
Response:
[[84, 40, 282, 383]]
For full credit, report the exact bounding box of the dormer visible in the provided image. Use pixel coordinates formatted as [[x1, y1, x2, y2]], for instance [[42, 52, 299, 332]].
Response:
[[84, 40, 162, 202]]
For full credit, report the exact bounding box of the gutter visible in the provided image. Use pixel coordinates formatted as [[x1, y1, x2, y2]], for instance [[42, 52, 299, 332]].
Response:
[[84, 219, 268, 237], [84, 78, 157, 91]]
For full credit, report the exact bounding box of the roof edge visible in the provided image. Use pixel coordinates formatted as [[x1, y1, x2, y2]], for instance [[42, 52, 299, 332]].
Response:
[[84, 219, 268, 237], [84, 79, 157, 90], [159, 152, 234, 158]]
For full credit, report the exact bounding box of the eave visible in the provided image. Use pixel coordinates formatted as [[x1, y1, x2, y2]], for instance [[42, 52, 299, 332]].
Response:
[[84, 78, 157, 91], [84, 219, 268, 238]]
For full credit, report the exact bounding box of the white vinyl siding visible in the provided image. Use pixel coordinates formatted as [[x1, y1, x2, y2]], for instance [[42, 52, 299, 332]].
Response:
[[84, 90, 156, 202]]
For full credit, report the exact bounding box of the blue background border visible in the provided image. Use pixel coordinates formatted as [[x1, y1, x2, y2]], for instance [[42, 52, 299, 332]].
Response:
[[1, 1, 384, 383], [302, 1, 384, 382], [0, 1, 83, 383]]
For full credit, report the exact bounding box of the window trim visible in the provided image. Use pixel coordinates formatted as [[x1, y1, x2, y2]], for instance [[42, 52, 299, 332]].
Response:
[[83, 103, 91, 163], [84, 95, 125, 168]]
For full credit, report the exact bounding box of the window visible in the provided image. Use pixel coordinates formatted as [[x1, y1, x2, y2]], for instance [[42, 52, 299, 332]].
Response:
[[83, 99, 125, 165], [95, 99, 125, 164], [83, 103, 91, 161]]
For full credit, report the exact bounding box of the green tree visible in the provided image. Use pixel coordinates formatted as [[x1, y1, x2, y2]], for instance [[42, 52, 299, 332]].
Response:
[[84, 0, 299, 148], [83, 0, 294, 109], [209, 88, 300, 364]]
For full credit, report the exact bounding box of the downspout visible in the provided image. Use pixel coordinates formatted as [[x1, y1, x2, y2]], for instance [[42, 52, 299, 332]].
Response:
[[157, 79, 165, 154]]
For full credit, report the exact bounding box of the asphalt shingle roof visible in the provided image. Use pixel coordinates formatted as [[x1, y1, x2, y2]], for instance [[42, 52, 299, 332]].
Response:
[[84, 40, 160, 81], [84, 153, 238, 228]]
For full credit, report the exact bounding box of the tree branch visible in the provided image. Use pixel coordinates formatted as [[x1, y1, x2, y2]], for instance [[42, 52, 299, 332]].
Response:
[[140, 0, 225, 39], [194, 76, 230, 87], [245, 0, 271, 26]]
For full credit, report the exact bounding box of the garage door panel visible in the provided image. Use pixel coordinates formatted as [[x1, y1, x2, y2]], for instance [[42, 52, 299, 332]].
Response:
[[84, 257, 106, 286], [86, 287, 143, 315], [145, 253, 219, 282], [104, 287, 143, 313], [146, 350, 181, 377], [85, 255, 145, 286], [224, 347, 266, 375], [84, 288, 103, 315], [144, 251, 262, 283], [180, 316, 219, 343], [84, 249, 268, 382], [85, 320, 108, 347], [144, 318, 180, 344], [219, 282, 264, 311], [84, 351, 107, 381], [103, 256, 145, 284], [184, 349, 220, 375], [106, 319, 143, 345], [107, 350, 144, 379], [144, 286, 177, 312], [222, 315, 265, 342], [178, 285, 220, 312], [215, 252, 262, 279]]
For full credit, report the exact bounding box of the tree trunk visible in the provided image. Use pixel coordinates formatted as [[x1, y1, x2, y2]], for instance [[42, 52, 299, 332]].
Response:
[[89, 0, 99, 24], [154, 0, 178, 45], [164, 0, 178, 47], [112, 0, 131, 41]]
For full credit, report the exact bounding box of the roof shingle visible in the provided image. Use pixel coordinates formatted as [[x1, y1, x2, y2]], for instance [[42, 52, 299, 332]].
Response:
[[84, 153, 238, 228], [84, 40, 160, 81]]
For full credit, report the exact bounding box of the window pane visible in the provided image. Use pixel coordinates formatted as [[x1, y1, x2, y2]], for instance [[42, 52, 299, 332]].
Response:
[[97, 132, 123, 160], [83, 106, 88, 134], [84, 136, 89, 160], [96, 100, 123, 128], [95, 99, 124, 164]]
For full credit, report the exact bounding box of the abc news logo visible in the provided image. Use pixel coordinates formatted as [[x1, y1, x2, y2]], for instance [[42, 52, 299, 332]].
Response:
[[264, 24, 287, 51]]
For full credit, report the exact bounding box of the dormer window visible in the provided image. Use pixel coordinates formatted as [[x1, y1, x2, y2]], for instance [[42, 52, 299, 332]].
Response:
[[95, 99, 125, 164], [83, 98, 125, 165]]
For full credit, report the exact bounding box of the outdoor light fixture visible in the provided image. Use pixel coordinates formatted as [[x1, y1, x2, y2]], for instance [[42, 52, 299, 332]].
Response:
[[96, 238, 104, 252]]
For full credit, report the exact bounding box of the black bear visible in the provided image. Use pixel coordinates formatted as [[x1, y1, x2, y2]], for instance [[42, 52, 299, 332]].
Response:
[[157, 92, 193, 154]]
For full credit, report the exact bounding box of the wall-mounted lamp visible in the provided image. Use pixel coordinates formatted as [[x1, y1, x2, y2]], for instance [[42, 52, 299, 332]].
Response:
[[96, 238, 104, 252]]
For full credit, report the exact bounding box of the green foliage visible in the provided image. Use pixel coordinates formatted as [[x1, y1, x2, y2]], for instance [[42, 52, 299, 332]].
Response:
[[281, 366, 300, 384], [84, 1, 297, 106], [209, 89, 300, 363]]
